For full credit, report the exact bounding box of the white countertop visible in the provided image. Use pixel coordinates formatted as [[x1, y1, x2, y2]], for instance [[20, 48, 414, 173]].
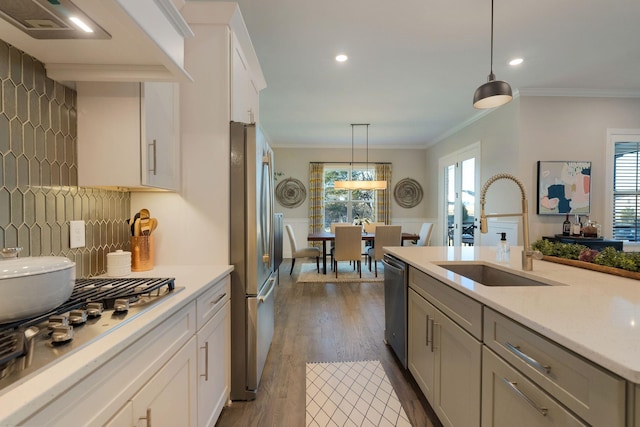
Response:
[[385, 246, 640, 383], [0, 264, 233, 423]]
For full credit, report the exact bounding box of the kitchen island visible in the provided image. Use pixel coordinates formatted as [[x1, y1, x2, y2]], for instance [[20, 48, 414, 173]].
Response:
[[385, 245, 640, 427], [0, 265, 233, 427]]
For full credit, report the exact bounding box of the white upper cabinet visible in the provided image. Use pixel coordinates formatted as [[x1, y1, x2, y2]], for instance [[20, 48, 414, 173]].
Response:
[[231, 32, 260, 123], [77, 81, 180, 191], [0, 0, 193, 82]]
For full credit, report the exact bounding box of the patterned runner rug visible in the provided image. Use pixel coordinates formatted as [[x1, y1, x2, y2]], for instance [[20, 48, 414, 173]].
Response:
[[306, 360, 411, 426]]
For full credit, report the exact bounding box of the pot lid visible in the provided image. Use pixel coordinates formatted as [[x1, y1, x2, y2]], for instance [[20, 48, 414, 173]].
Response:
[[0, 252, 75, 280]]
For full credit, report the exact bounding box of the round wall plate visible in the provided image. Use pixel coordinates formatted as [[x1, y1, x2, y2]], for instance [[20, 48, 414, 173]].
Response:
[[275, 177, 307, 208], [394, 178, 423, 208]]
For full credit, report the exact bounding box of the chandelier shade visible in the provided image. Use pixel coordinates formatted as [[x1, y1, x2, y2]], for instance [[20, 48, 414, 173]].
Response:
[[334, 124, 387, 190]]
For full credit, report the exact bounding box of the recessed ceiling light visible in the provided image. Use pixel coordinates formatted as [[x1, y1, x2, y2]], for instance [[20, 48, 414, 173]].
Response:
[[335, 54, 348, 62], [509, 58, 524, 66]]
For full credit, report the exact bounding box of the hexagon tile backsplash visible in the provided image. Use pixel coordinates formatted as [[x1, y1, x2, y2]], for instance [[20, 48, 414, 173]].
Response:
[[0, 41, 131, 278]]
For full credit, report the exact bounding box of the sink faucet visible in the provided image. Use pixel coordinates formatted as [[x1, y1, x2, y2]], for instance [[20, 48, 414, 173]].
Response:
[[479, 173, 541, 271]]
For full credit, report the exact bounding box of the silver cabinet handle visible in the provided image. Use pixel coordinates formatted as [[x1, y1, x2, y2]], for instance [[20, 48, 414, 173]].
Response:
[[200, 341, 209, 381], [139, 408, 152, 426], [425, 315, 430, 348], [210, 293, 226, 306], [502, 378, 548, 416], [428, 318, 435, 352], [149, 139, 157, 175], [505, 342, 551, 374]]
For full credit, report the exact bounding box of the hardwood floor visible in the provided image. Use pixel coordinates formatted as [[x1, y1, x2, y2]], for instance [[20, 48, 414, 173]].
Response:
[[215, 259, 442, 427]]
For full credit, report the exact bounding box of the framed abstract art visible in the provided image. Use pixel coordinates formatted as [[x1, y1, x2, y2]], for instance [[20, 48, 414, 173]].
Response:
[[537, 161, 591, 215]]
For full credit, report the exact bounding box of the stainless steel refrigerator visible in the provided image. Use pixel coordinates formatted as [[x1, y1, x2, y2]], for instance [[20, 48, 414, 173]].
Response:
[[229, 122, 277, 401]]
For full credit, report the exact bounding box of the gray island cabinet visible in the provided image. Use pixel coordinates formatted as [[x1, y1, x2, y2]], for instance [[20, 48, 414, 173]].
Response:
[[386, 246, 635, 427]]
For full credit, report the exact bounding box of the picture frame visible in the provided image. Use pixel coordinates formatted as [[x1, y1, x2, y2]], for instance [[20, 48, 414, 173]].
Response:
[[537, 161, 591, 215]]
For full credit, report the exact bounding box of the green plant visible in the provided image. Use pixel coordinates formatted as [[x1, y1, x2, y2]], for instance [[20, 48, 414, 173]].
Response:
[[532, 239, 640, 273]]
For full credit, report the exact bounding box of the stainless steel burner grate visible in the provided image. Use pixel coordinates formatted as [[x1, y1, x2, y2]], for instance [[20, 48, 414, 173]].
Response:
[[0, 277, 176, 333]]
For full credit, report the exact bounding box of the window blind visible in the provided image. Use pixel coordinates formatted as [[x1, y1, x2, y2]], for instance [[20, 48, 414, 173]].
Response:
[[613, 141, 640, 241]]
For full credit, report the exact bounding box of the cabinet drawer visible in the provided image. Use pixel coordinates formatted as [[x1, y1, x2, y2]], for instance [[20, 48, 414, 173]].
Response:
[[196, 275, 231, 330], [484, 308, 625, 427], [482, 347, 587, 427], [409, 267, 482, 340]]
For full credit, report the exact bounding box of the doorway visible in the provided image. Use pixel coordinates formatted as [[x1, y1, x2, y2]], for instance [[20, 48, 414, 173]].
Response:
[[439, 143, 481, 246]]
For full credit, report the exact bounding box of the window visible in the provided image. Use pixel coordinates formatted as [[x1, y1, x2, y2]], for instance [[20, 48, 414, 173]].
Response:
[[323, 166, 376, 230], [607, 130, 640, 242]]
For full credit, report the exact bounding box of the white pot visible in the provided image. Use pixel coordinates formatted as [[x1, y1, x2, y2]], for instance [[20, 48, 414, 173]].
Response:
[[0, 254, 76, 323]]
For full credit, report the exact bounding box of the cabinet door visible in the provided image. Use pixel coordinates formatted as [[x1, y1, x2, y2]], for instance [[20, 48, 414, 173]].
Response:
[[434, 309, 481, 427], [142, 82, 180, 191], [482, 347, 587, 427], [132, 337, 197, 427], [231, 33, 259, 123], [408, 288, 437, 402], [197, 301, 230, 427], [104, 402, 133, 427]]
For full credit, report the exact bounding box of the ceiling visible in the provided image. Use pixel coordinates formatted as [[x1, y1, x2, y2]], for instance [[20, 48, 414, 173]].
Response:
[[218, 0, 640, 149]]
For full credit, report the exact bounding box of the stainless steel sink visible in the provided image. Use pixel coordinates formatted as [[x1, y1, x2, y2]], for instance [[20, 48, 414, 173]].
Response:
[[436, 263, 551, 287]]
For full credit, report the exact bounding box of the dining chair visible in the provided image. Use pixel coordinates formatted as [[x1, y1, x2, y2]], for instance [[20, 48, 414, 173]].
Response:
[[330, 222, 350, 270], [333, 225, 362, 278], [416, 222, 434, 246], [285, 224, 320, 275], [362, 222, 384, 265], [367, 225, 402, 277]]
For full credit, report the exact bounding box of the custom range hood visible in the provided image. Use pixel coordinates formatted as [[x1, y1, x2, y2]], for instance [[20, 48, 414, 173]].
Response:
[[0, 0, 193, 82], [0, 0, 111, 40]]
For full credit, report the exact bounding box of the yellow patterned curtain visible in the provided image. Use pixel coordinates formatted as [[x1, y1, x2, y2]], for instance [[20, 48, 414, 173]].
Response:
[[309, 163, 325, 243], [376, 163, 392, 224]]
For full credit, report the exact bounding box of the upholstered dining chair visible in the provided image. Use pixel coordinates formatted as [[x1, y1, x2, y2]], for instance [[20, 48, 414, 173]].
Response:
[[362, 222, 383, 266], [367, 225, 401, 277], [285, 224, 320, 275], [330, 222, 350, 270], [416, 222, 434, 247], [333, 225, 362, 278]]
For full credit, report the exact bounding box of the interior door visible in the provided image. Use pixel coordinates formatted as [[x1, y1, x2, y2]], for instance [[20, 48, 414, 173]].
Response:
[[440, 144, 480, 246]]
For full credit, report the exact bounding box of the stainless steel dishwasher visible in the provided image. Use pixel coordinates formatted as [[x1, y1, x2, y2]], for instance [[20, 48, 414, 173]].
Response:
[[382, 253, 408, 368]]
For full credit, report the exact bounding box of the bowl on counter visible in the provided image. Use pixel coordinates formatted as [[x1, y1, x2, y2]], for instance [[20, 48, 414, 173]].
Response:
[[0, 248, 75, 323]]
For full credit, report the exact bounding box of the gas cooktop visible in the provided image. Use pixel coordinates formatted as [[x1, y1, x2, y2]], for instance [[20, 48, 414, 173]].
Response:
[[0, 277, 182, 393]]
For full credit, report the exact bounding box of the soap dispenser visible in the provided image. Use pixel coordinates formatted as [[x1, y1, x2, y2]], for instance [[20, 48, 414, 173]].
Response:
[[496, 232, 510, 262]]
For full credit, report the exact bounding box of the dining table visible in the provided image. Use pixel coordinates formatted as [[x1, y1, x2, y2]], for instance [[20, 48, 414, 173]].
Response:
[[307, 231, 420, 274]]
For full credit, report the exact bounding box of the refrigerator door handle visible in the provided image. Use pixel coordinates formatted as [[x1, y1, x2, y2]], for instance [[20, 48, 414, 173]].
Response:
[[259, 276, 277, 303]]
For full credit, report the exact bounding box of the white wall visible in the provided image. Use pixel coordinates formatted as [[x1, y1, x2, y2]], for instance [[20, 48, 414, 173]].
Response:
[[132, 23, 232, 266], [424, 96, 640, 245], [519, 96, 640, 240]]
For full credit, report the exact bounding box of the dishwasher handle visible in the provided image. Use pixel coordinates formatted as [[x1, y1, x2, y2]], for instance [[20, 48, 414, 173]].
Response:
[[382, 255, 405, 275]]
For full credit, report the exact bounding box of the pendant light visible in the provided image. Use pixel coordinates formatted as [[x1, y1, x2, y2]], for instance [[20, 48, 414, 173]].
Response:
[[473, 0, 512, 109], [334, 124, 387, 190]]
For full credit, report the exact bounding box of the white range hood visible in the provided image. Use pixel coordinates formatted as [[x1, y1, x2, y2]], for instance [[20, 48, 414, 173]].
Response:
[[0, 0, 193, 83]]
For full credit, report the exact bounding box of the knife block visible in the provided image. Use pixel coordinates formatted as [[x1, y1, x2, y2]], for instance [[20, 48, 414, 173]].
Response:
[[130, 236, 154, 271]]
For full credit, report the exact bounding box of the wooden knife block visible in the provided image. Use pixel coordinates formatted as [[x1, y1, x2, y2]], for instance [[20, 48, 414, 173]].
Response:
[[130, 236, 154, 271]]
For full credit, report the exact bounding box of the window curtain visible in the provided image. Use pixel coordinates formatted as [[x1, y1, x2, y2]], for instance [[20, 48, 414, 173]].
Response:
[[309, 163, 325, 245], [376, 164, 392, 224]]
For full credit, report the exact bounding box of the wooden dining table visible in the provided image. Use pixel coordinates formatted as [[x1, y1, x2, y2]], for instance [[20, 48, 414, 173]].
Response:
[[307, 231, 420, 274]]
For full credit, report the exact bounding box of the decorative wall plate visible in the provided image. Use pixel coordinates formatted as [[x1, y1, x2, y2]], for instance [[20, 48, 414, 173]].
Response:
[[394, 178, 423, 208], [275, 177, 307, 208]]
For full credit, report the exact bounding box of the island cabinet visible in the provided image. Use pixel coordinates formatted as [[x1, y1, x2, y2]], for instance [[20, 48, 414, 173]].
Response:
[[408, 267, 482, 427], [483, 308, 626, 427], [77, 81, 180, 191]]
